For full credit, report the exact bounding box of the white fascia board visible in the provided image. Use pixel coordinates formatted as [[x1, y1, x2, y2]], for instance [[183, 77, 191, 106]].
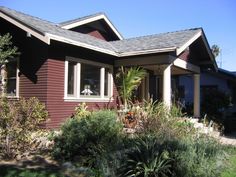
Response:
[[173, 58, 200, 73], [46, 33, 117, 56], [118, 47, 176, 57], [61, 14, 123, 40], [176, 31, 202, 56], [200, 34, 218, 71], [0, 12, 50, 44]]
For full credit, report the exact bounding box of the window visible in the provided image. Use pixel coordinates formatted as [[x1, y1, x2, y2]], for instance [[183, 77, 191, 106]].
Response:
[[67, 61, 77, 96], [6, 61, 17, 96], [0, 60, 19, 97], [65, 57, 113, 101]]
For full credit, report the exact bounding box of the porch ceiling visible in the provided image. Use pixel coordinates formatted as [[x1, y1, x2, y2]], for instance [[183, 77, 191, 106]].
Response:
[[143, 65, 192, 75]]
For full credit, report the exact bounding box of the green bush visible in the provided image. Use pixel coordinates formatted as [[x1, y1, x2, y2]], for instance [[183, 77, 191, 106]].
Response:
[[118, 136, 173, 177], [0, 97, 48, 159], [117, 135, 225, 177], [169, 137, 224, 177], [52, 110, 123, 164]]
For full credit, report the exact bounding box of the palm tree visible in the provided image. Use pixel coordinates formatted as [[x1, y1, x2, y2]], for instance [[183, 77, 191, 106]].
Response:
[[116, 66, 147, 110], [211, 44, 220, 58], [0, 33, 19, 96]]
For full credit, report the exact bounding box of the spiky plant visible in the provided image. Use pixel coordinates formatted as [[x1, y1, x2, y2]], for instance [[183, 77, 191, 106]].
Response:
[[116, 66, 146, 110], [118, 137, 173, 177]]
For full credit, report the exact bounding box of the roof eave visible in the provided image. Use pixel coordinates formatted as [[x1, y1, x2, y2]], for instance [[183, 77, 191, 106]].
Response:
[[118, 47, 176, 57], [0, 11, 50, 44]]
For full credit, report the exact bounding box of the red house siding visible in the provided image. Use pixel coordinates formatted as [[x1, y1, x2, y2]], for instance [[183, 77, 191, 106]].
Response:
[[179, 50, 190, 62], [45, 58, 118, 128], [87, 30, 106, 40]]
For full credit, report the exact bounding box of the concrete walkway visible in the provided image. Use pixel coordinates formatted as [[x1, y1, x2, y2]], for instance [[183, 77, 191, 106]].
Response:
[[219, 132, 236, 146]]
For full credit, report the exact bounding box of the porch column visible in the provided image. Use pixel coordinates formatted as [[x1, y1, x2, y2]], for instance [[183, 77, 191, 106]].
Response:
[[193, 74, 200, 118], [163, 65, 172, 108]]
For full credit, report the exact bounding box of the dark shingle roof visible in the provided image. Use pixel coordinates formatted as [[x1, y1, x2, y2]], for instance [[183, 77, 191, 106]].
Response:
[[0, 6, 203, 56], [0, 6, 115, 52], [110, 28, 202, 54], [59, 12, 105, 26]]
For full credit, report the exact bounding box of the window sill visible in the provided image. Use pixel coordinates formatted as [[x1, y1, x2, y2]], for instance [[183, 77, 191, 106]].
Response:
[[64, 97, 114, 102], [6, 96, 19, 100]]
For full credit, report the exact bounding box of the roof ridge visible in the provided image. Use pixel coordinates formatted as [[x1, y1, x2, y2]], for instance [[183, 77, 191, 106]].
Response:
[[59, 12, 105, 26], [111, 28, 202, 43]]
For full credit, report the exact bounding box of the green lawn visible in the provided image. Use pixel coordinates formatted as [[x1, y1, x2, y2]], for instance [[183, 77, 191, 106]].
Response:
[[221, 147, 236, 177]]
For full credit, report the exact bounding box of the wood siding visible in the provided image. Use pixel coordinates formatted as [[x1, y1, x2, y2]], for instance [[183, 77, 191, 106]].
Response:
[[46, 58, 118, 128]]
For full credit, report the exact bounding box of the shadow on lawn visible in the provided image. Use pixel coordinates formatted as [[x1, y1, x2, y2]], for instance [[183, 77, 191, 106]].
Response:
[[0, 155, 65, 177]]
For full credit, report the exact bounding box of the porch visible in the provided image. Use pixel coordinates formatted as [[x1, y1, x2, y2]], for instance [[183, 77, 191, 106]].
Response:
[[115, 54, 201, 118]]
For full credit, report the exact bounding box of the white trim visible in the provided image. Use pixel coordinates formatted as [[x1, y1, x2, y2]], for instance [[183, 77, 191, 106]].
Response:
[[64, 60, 69, 98], [46, 33, 117, 56], [76, 63, 81, 98], [176, 31, 202, 56], [173, 58, 200, 73], [0, 12, 50, 44], [67, 56, 113, 68], [200, 35, 218, 70], [64, 97, 113, 102], [61, 14, 123, 40], [100, 67, 105, 98], [108, 71, 113, 97], [64, 57, 113, 102], [119, 47, 176, 57], [16, 61, 20, 97]]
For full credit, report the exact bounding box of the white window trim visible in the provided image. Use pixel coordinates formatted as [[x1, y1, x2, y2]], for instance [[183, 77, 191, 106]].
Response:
[[64, 56, 113, 102], [6, 58, 20, 99]]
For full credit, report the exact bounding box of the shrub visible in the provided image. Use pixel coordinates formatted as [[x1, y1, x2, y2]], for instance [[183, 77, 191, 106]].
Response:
[[201, 90, 230, 131], [169, 136, 225, 177], [52, 110, 123, 164], [118, 136, 173, 177], [135, 100, 194, 138], [0, 97, 48, 159], [117, 135, 225, 177]]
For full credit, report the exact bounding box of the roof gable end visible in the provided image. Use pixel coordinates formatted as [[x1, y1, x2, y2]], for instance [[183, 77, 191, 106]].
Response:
[[59, 13, 123, 40]]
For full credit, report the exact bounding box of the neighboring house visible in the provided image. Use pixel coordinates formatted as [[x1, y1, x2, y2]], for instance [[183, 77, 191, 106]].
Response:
[[0, 6, 217, 128], [179, 68, 236, 105]]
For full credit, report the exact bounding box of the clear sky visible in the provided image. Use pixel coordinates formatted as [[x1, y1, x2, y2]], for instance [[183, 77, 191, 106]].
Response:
[[1, 0, 236, 71]]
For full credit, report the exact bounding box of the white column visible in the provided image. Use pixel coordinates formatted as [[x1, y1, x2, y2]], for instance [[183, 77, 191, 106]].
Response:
[[163, 65, 172, 108], [193, 74, 200, 118], [100, 67, 105, 98]]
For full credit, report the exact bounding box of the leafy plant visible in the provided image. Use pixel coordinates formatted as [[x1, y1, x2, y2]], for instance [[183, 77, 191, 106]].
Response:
[[170, 136, 225, 177], [52, 110, 123, 164], [118, 136, 173, 177], [116, 66, 146, 109], [74, 102, 91, 120], [0, 97, 48, 159]]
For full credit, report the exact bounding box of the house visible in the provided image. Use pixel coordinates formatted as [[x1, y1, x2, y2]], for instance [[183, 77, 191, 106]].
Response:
[[0, 6, 217, 128], [179, 68, 236, 107]]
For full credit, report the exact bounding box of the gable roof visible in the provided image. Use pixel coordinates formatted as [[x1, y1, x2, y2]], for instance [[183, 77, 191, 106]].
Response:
[[0, 6, 116, 55], [110, 28, 202, 56], [0, 6, 216, 69], [59, 12, 123, 40]]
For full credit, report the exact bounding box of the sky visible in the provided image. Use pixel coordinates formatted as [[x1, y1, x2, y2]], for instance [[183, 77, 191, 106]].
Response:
[[1, 0, 236, 71]]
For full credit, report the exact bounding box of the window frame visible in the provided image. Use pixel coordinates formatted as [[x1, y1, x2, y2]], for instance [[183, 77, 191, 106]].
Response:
[[64, 57, 113, 102], [5, 58, 20, 98]]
